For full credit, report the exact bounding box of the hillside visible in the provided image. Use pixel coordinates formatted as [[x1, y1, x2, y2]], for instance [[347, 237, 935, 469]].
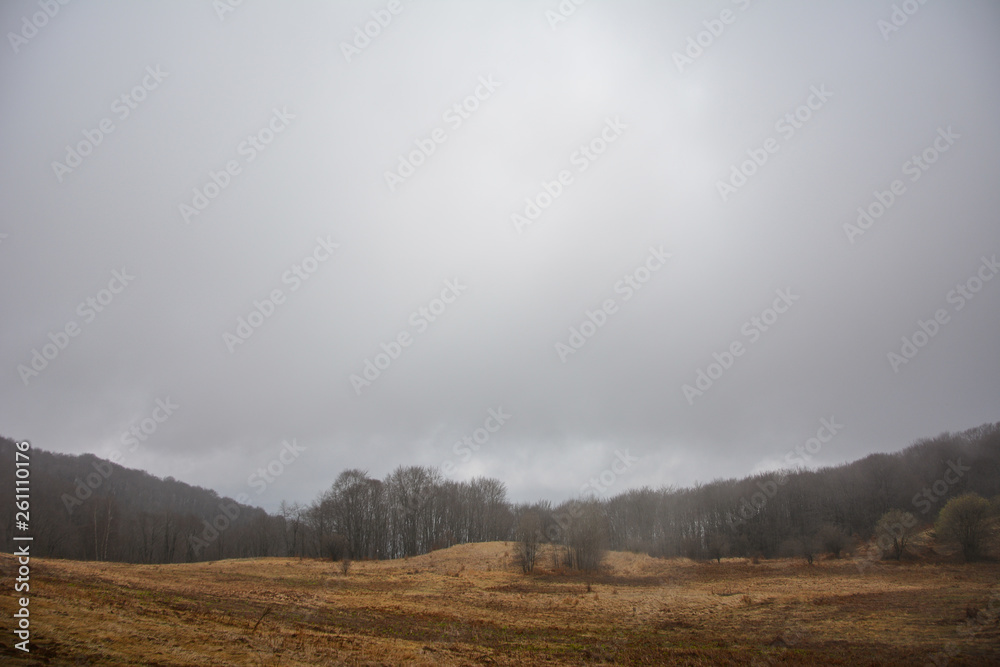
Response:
[[3, 423, 998, 565], [0, 436, 276, 563]]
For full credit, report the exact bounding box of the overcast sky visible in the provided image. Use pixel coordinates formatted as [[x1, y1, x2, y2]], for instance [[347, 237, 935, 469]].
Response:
[[2, 0, 998, 512]]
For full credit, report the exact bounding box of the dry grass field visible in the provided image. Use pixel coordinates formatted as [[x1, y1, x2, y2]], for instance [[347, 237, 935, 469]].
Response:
[[3, 543, 999, 665]]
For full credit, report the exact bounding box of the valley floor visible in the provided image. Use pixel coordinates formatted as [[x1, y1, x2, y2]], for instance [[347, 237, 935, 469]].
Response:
[[2, 543, 999, 665]]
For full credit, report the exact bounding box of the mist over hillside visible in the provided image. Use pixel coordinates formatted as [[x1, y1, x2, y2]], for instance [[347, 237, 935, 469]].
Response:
[[4, 421, 997, 563]]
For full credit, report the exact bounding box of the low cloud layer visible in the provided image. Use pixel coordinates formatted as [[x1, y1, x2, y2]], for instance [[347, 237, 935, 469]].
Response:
[[2, 0, 998, 511]]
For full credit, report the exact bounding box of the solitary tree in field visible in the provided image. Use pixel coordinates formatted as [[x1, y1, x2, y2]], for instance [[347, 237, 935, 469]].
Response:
[[706, 534, 730, 563], [566, 501, 608, 572], [514, 510, 541, 574], [936, 493, 994, 561], [874, 509, 918, 560]]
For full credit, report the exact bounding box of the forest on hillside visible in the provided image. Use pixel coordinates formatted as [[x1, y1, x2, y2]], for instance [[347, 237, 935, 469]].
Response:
[[2, 422, 998, 565]]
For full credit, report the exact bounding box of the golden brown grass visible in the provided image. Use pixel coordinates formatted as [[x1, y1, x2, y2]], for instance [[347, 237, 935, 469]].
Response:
[[2, 543, 999, 665]]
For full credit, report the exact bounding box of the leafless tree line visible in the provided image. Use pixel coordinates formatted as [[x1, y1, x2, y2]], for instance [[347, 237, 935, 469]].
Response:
[[283, 467, 513, 561], [1, 422, 997, 567]]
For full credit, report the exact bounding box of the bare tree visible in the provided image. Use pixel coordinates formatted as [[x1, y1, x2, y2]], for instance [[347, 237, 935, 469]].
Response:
[[93, 495, 116, 561], [278, 500, 300, 556], [566, 501, 608, 572], [705, 533, 730, 563], [4, 422, 1000, 567], [386, 465, 443, 557], [874, 509, 918, 560], [514, 507, 542, 574], [325, 533, 348, 562]]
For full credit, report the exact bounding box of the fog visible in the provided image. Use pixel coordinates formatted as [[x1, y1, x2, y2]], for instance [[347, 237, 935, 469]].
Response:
[[2, 0, 998, 511]]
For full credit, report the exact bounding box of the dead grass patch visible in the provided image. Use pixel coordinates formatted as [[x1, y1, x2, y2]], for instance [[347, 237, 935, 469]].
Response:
[[3, 544, 1000, 665]]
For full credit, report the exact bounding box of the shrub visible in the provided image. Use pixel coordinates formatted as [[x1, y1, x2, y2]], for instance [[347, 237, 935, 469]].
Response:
[[936, 493, 995, 561], [816, 523, 851, 558], [514, 511, 542, 574], [874, 509, 918, 560]]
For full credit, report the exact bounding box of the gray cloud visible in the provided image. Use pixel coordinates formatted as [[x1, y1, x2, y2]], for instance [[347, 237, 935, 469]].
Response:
[[2, 0, 998, 511]]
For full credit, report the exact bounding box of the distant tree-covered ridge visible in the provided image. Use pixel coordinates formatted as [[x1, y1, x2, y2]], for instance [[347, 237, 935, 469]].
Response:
[[1, 421, 997, 564]]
